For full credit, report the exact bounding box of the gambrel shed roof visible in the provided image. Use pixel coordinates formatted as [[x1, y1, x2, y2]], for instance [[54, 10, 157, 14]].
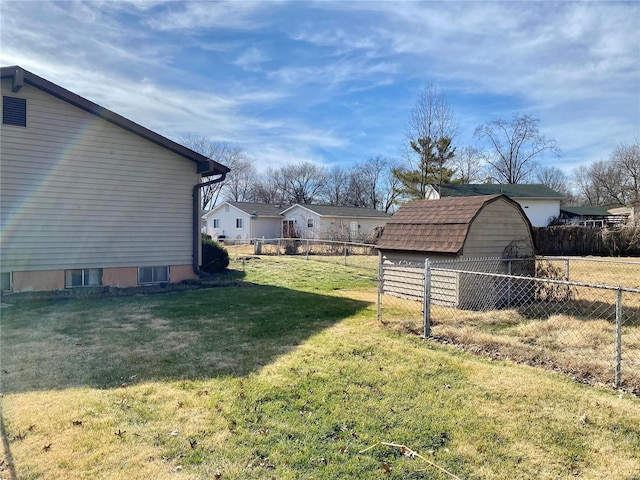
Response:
[[378, 195, 532, 255]]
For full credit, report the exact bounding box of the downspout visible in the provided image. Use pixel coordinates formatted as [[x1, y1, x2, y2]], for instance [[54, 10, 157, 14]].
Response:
[[193, 173, 227, 277]]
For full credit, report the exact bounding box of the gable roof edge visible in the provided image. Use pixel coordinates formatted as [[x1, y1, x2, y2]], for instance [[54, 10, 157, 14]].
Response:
[[1, 66, 230, 177]]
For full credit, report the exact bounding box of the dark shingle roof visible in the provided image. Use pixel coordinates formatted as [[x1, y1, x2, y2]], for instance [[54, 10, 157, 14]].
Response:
[[283, 204, 391, 218], [378, 195, 520, 254], [226, 202, 286, 217], [560, 206, 611, 217], [438, 183, 564, 199]]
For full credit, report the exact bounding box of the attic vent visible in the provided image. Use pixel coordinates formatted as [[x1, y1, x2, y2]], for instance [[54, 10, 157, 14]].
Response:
[[3, 96, 26, 127]]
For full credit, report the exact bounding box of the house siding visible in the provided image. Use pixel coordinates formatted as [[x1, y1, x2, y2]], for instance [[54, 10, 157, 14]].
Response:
[[282, 206, 387, 241], [1, 79, 199, 278], [514, 198, 559, 227], [204, 204, 250, 240], [462, 200, 534, 258]]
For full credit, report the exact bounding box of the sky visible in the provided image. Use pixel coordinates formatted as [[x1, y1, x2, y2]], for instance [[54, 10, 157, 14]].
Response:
[[1, 0, 639, 176]]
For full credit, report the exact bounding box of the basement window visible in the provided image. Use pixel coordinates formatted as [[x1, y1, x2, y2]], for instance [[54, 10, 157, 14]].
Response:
[[1, 272, 11, 292], [139, 266, 169, 285], [65, 268, 102, 288], [2, 96, 26, 127]]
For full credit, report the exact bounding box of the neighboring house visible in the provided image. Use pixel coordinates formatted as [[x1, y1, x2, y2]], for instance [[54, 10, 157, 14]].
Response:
[[378, 195, 534, 264], [608, 206, 636, 223], [0, 66, 230, 293], [202, 202, 284, 241], [280, 204, 392, 242], [426, 183, 563, 227], [559, 206, 624, 228]]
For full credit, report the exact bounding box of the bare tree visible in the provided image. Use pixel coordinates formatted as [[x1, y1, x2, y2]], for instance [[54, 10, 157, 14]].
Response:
[[406, 84, 458, 150], [536, 166, 569, 194], [474, 113, 559, 184], [396, 84, 458, 197], [452, 146, 485, 183], [324, 166, 351, 205], [273, 162, 328, 204], [612, 138, 640, 204], [344, 155, 396, 210], [223, 155, 257, 202], [573, 164, 606, 206], [252, 169, 286, 205], [180, 135, 256, 209]]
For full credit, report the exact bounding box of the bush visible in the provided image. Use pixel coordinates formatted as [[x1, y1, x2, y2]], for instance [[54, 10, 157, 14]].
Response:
[[201, 234, 230, 273]]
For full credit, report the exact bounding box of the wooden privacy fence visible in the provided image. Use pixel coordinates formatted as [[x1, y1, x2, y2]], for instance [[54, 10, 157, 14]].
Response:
[[533, 225, 640, 256]]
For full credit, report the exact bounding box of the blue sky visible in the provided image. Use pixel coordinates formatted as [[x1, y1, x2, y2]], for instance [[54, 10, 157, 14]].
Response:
[[1, 1, 638, 175]]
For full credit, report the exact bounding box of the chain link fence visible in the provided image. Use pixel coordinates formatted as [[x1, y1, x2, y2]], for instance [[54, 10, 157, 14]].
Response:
[[224, 238, 379, 273], [379, 257, 640, 392]]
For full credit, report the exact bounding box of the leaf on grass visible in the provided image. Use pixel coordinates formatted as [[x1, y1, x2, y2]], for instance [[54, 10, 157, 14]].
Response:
[[114, 429, 126, 437], [28, 424, 36, 431], [72, 420, 83, 427], [169, 430, 179, 436], [382, 462, 392, 473], [189, 439, 198, 449], [42, 444, 51, 452], [214, 470, 222, 479]]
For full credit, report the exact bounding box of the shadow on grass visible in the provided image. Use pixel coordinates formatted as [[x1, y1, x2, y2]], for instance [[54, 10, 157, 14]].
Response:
[[0, 280, 370, 394]]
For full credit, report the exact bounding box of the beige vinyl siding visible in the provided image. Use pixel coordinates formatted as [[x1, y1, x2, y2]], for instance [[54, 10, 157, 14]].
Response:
[[462, 199, 533, 258], [1, 80, 198, 272]]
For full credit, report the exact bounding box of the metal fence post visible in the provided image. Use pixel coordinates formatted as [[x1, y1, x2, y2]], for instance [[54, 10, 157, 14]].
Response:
[[565, 257, 570, 281], [507, 259, 512, 308], [306, 239, 310, 260], [377, 262, 382, 322], [615, 288, 622, 388], [344, 242, 348, 266], [423, 259, 431, 337], [277, 238, 281, 256]]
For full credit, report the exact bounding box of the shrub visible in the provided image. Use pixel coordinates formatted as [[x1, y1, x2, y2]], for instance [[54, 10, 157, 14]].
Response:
[[201, 234, 230, 273]]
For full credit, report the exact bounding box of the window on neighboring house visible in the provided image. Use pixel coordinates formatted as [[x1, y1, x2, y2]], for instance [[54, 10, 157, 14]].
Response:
[[213, 218, 220, 229], [307, 218, 314, 228], [65, 268, 102, 288], [2, 96, 26, 127], [236, 218, 243, 229], [138, 266, 169, 285], [1, 272, 11, 292]]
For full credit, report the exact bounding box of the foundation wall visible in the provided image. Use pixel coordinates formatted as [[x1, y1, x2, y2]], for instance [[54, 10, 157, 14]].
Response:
[[7, 264, 198, 293]]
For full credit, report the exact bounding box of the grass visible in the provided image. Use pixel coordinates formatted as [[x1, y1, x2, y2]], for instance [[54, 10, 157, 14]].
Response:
[[1, 256, 639, 479]]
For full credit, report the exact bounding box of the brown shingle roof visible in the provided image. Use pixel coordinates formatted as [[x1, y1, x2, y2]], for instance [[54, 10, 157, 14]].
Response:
[[378, 195, 505, 254]]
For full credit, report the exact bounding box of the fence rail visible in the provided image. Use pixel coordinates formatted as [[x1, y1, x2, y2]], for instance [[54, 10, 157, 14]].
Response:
[[379, 256, 640, 391], [224, 238, 379, 271]]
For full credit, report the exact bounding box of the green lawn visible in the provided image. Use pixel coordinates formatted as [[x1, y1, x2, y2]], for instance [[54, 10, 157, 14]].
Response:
[[1, 256, 639, 479]]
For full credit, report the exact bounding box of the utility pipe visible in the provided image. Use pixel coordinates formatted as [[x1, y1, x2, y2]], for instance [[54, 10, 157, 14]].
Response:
[[193, 173, 227, 277]]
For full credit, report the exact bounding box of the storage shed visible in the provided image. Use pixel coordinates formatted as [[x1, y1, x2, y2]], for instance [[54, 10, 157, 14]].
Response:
[[377, 195, 534, 307]]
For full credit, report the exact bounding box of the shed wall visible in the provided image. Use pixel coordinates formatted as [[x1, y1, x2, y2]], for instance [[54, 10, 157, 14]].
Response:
[[462, 199, 534, 258], [1, 79, 199, 274]]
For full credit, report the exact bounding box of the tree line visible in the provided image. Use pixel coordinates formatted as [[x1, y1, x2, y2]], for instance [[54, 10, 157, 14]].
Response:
[[186, 85, 639, 211]]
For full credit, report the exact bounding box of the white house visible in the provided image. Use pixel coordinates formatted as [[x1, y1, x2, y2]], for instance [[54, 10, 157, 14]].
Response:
[[280, 204, 391, 242], [202, 202, 284, 241], [426, 184, 563, 227], [0, 66, 230, 292]]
